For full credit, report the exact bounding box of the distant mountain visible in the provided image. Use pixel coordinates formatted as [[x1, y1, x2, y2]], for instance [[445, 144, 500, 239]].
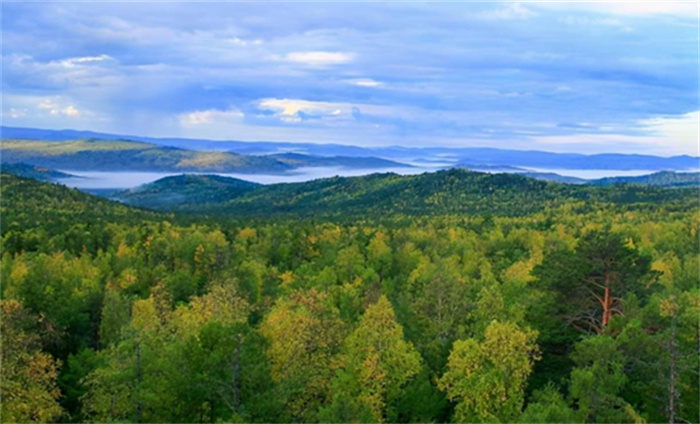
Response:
[[589, 171, 700, 188], [114, 174, 260, 209], [3, 126, 697, 171], [1, 162, 76, 182], [1, 139, 294, 174], [455, 164, 588, 183], [454, 163, 526, 172], [520, 172, 587, 184], [268, 152, 411, 169], [115, 169, 696, 217], [1, 135, 413, 174]]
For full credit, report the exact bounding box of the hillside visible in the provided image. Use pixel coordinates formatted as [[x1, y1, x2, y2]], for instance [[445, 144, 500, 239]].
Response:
[[589, 171, 700, 187], [115, 169, 698, 217], [1, 162, 75, 181], [114, 174, 260, 209], [1, 138, 412, 174], [2, 169, 699, 424], [520, 172, 587, 184], [1, 139, 291, 173], [267, 152, 411, 169], [0, 173, 161, 244]]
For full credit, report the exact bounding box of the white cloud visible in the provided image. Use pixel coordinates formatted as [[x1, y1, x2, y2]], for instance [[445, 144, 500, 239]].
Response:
[[345, 78, 384, 88], [180, 108, 245, 125], [533, 111, 699, 156], [639, 111, 699, 152], [536, 2, 697, 17], [281, 51, 354, 66], [254, 98, 437, 127], [8, 108, 27, 119], [63, 106, 80, 116], [55, 54, 113, 68], [478, 3, 538, 20], [256, 98, 355, 123], [559, 16, 634, 32], [229, 37, 263, 46], [37, 98, 86, 117]]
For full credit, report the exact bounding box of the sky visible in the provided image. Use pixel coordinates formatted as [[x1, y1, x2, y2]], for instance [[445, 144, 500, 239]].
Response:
[[1, 1, 698, 155]]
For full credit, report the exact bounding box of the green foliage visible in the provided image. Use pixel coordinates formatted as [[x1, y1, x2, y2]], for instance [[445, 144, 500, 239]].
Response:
[[520, 384, 582, 423], [438, 321, 540, 423], [114, 174, 260, 210], [590, 171, 700, 188], [1, 172, 698, 423], [116, 168, 699, 217], [324, 296, 422, 423], [1, 300, 64, 423], [1, 162, 74, 181]]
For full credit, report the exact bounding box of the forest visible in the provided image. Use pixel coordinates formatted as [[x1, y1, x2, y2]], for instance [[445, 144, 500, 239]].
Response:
[[1, 172, 698, 423]]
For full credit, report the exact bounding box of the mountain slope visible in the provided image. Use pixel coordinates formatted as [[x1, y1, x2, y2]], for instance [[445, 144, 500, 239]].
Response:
[[3, 126, 697, 170], [1, 137, 412, 173], [1, 139, 292, 173], [589, 171, 700, 187], [267, 152, 411, 169], [0, 173, 160, 238], [519, 172, 587, 184], [115, 169, 697, 217], [1, 163, 75, 181], [114, 174, 260, 209]]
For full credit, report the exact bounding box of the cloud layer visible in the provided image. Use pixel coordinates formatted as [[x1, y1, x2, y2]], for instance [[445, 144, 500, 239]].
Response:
[[1, 2, 698, 154]]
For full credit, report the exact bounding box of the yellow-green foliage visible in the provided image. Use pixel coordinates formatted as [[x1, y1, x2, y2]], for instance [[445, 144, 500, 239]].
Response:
[[2, 139, 154, 155]]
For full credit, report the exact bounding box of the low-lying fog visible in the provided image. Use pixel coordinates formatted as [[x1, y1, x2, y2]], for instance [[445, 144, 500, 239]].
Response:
[[55, 167, 670, 190], [55, 166, 436, 190]]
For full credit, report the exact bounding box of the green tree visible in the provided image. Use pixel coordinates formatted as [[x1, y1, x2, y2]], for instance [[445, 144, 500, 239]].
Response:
[[1, 300, 64, 423], [438, 320, 540, 423], [259, 290, 344, 421], [323, 296, 421, 423], [520, 384, 582, 423], [568, 335, 645, 423]]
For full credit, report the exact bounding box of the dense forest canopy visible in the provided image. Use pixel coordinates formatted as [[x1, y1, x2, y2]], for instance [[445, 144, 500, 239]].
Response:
[[1, 172, 698, 423], [114, 169, 699, 217]]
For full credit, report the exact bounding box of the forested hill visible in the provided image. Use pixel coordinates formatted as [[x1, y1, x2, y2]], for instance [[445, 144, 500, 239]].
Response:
[[2, 139, 292, 173], [590, 171, 700, 187], [115, 169, 698, 217], [1, 138, 411, 174], [0, 162, 75, 181], [1, 169, 698, 424], [0, 173, 163, 252], [117, 174, 260, 210]]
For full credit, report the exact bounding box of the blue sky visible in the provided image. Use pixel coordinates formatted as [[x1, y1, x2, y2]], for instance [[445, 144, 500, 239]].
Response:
[[2, 1, 698, 155]]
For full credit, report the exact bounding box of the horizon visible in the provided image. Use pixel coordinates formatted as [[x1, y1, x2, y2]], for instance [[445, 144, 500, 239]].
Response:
[[2, 2, 698, 156], [2, 124, 699, 159]]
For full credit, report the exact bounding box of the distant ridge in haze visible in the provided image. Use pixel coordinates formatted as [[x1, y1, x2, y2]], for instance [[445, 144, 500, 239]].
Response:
[[3, 126, 696, 171], [589, 171, 700, 188], [1, 137, 411, 174]]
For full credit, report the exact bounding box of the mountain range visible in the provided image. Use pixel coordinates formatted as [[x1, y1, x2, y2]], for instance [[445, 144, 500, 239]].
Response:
[[3, 126, 698, 171], [1, 138, 410, 174]]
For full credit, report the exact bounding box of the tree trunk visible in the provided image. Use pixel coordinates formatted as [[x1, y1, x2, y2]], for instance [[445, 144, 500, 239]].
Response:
[[601, 285, 611, 326], [668, 318, 677, 424], [136, 342, 143, 424], [231, 341, 241, 411]]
